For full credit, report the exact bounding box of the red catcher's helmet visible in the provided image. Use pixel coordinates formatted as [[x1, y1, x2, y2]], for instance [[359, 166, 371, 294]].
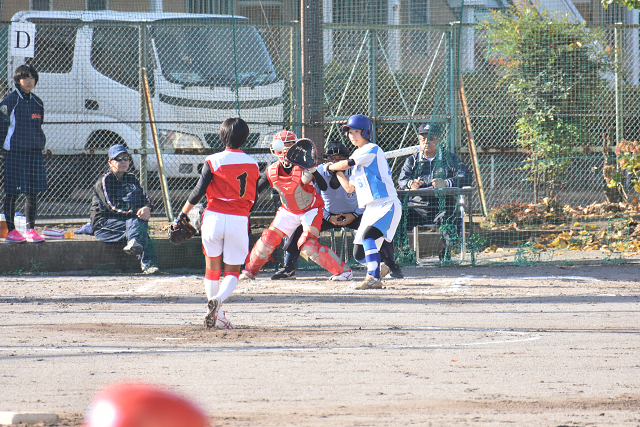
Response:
[[270, 130, 297, 166], [83, 383, 209, 427]]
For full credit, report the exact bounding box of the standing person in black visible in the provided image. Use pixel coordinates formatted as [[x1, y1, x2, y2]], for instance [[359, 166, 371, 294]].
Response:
[[1, 65, 47, 243], [90, 144, 158, 274]]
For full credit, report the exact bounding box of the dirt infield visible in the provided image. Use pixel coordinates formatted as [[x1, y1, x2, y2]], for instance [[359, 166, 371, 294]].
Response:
[[1, 264, 640, 426]]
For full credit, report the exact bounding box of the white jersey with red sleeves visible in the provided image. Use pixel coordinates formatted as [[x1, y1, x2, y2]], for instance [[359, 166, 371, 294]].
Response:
[[204, 148, 260, 217]]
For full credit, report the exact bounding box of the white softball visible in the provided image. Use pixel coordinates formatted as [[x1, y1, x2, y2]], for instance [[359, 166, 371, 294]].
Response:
[[271, 138, 285, 152]]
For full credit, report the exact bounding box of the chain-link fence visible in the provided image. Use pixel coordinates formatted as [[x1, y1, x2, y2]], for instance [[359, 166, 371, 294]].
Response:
[[0, 14, 296, 221], [1, 1, 640, 269]]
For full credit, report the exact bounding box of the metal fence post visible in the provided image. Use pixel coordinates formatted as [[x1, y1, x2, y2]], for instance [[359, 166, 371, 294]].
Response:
[[138, 22, 148, 190], [292, 21, 302, 137], [448, 24, 457, 153], [615, 23, 624, 144], [300, 0, 324, 151], [368, 29, 377, 145]]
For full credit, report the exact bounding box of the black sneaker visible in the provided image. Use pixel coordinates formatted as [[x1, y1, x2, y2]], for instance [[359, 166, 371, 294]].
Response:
[[271, 266, 296, 280], [389, 264, 404, 279]]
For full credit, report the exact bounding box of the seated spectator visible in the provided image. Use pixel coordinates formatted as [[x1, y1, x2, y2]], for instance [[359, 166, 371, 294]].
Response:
[[397, 123, 472, 260], [90, 144, 158, 274], [272, 141, 404, 280]]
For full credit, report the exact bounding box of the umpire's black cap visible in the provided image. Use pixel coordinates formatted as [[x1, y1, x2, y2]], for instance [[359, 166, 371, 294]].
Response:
[[418, 123, 442, 138], [324, 140, 349, 159]]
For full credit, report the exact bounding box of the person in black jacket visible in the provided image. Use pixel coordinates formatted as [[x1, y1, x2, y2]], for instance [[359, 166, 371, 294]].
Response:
[[397, 123, 472, 260], [1, 65, 47, 243], [90, 144, 158, 274]]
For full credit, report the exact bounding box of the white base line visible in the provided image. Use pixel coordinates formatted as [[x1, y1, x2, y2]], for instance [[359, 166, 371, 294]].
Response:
[[447, 275, 472, 292], [509, 276, 601, 281], [0, 330, 541, 355]]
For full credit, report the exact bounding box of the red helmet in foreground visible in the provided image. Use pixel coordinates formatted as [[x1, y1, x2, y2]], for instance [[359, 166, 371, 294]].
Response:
[[84, 383, 209, 427]]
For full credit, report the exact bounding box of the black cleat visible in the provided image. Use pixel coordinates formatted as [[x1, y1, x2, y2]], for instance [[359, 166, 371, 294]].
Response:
[[271, 266, 296, 280], [389, 264, 404, 279], [204, 299, 220, 329]]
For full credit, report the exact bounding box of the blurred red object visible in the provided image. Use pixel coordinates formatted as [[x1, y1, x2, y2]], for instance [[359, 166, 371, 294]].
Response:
[[83, 383, 210, 427]]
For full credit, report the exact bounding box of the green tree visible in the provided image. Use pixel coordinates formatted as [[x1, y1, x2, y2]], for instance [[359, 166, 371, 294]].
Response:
[[601, 0, 639, 10], [483, 1, 611, 199]]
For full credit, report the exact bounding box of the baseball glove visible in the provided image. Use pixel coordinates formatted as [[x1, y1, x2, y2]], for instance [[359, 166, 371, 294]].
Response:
[[169, 213, 197, 245], [285, 138, 318, 170]]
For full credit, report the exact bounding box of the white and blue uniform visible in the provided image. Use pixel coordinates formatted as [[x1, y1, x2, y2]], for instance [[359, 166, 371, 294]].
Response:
[[348, 143, 401, 246]]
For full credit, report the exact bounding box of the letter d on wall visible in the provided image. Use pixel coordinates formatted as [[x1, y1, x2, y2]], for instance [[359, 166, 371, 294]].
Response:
[[10, 22, 37, 58]]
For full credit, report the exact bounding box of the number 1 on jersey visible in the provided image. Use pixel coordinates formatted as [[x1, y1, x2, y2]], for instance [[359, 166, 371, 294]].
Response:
[[236, 171, 248, 197]]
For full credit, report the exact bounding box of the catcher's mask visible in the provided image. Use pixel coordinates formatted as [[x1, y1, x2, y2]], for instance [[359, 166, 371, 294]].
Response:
[[271, 130, 297, 167]]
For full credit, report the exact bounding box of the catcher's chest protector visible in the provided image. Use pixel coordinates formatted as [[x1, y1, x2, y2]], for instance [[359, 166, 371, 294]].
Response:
[[267, 163, 321, 214]]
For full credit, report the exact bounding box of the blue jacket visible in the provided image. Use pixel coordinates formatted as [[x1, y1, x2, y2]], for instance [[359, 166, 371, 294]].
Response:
[[90, 171, 154, 230], [0, 89, 46, 151], [398, 148, 472, 190]]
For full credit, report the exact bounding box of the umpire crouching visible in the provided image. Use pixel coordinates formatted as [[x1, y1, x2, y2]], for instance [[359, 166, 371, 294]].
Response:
[[90, 144, 159, 274]]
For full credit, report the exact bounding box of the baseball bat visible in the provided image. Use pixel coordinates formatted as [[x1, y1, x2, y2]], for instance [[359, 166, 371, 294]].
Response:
[[384, 145, 420, 159], [249, 144, 420, 164], [142, 67, 174, 222], [459, 76, 488, 217]]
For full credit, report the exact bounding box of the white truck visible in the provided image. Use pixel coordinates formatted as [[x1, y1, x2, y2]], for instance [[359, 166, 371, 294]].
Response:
[[8, 11, 283, 189]]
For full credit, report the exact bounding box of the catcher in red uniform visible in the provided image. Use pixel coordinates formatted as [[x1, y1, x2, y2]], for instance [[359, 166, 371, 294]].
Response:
[[240, 130, 353, 281], [174, 117, 260, 330]]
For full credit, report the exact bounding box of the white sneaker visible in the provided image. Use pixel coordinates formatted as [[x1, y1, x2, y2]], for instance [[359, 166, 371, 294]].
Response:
[[239, 270, 255, 281], [330, 269, 353, 281], [380, 263, 390, 279], [216, 311, 236, 329]]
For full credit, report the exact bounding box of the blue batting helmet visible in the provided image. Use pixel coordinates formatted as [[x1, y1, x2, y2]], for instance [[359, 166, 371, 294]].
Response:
[[341, 114, 372, 140]]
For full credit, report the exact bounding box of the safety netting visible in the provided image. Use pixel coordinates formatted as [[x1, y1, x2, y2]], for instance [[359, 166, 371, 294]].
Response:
[[1, 0, 639, 273]]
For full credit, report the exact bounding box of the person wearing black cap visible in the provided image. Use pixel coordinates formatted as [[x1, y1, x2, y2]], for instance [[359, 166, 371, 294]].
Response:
[[90, 144, 158, 274], [397, 123, 472, 260], [272, 141, 404, 280]]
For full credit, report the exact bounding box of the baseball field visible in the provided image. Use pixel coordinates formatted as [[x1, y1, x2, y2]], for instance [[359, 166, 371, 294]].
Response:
[[1, 264, 639, 426]]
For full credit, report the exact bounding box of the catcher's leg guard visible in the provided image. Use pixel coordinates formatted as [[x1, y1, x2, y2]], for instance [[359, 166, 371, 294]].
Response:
[[244, 228, 282, 277], [298, 230, 349, 276]]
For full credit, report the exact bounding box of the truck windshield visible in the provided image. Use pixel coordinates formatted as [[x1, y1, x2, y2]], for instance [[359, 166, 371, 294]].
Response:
[[152, 25, 278, 87]]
